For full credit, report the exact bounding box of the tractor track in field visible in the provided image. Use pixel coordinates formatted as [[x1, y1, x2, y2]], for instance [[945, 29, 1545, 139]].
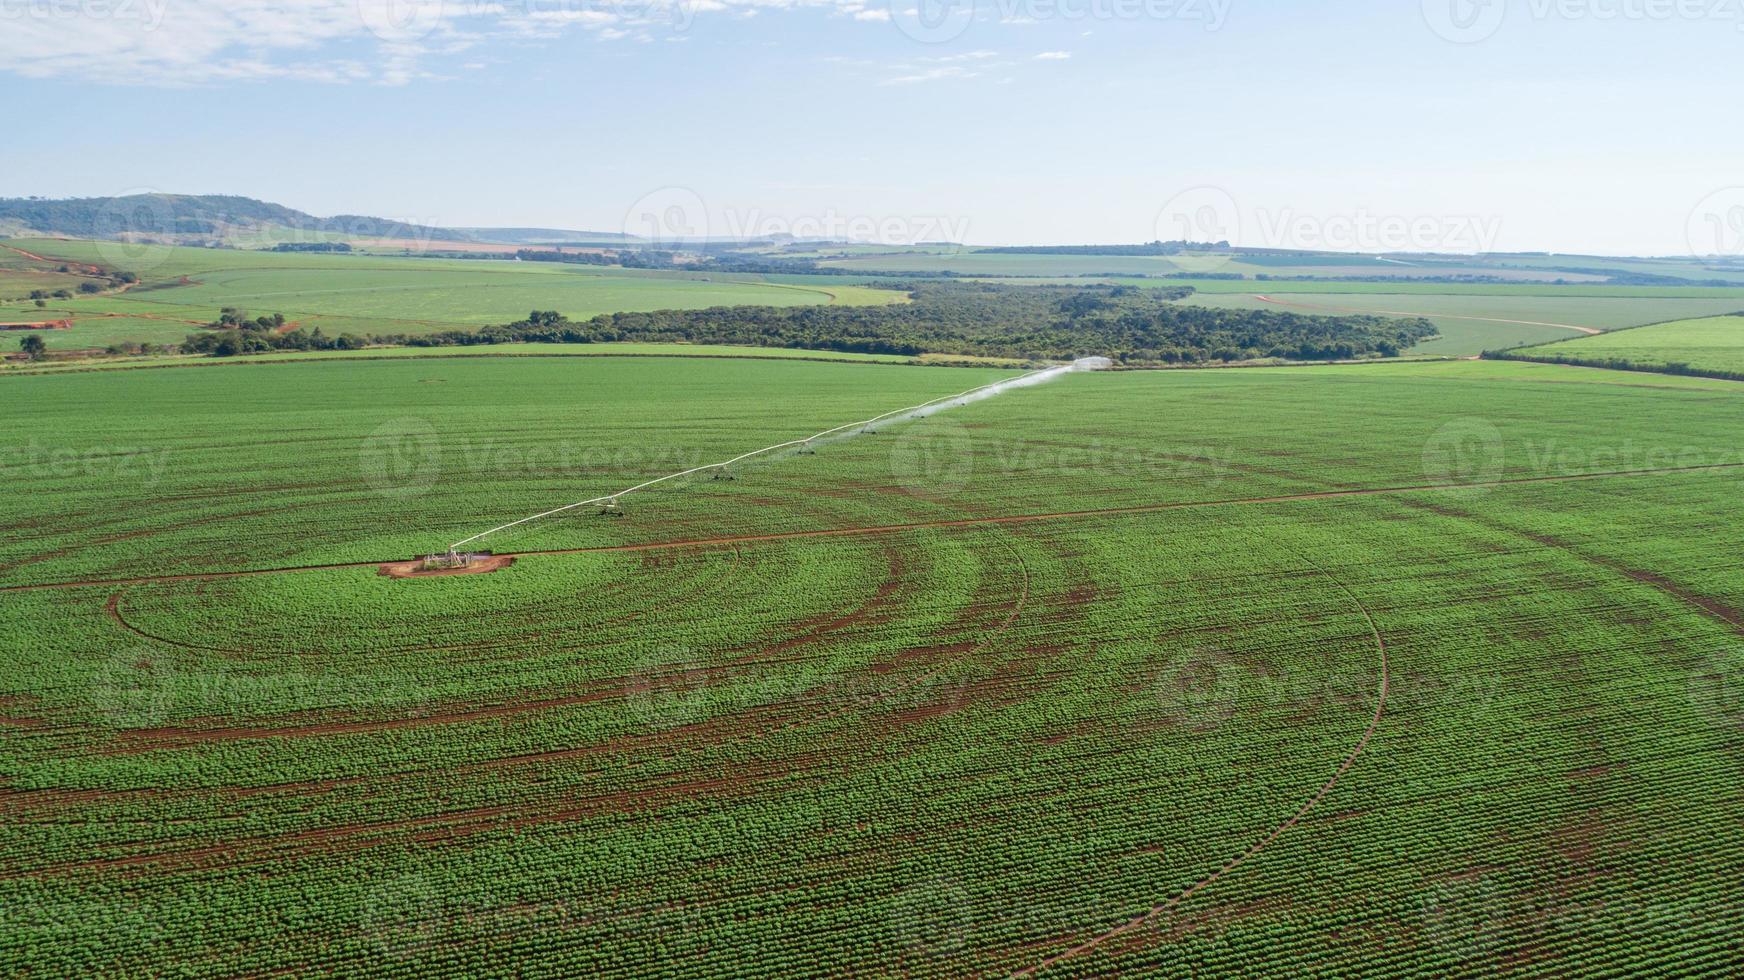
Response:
[[6, 460, 1742, 596], [104, 589, 241, 654], [1014, 518, 1390, 977], [25, 538, 1032, 874], [1252, 294, 1604, 335]]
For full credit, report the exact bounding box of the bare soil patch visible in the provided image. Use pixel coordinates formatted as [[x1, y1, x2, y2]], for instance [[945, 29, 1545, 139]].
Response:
[[378, 555, 516, 579]]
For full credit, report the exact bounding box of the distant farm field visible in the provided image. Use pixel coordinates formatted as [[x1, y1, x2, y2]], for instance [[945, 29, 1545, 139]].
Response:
[[813, 249, 1619, 281], [0, 239, 905, 352], [4, 354, 1743, 975], [0, 340, 926, 376], [1508, 314, 1744, 377], [1179, 291, 1744, 355]]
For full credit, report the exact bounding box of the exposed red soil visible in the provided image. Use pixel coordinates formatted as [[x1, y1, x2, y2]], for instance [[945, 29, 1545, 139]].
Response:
[[108, 544, 900, 750], [1409, 497, 1744, 637], [0, 320, 70, 330], [0, 243, 61, 264], [1013, 536, 1391, 977], [739, 545, 906, 662], [114, 684, 623, 749], [0, 695, 49, 731], [32, 753, 815, 878], [378, 555, 516, 578], [0, 242, 106, 276], [797, 541, 1031, 733], [86, 311, 207, 325]]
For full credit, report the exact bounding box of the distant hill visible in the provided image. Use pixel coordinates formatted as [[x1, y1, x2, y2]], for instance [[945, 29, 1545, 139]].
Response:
[[0, 194, 470, 245]]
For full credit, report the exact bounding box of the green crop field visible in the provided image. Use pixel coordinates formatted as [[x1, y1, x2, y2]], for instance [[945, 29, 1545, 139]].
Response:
[[1179, 292, 1744, 355], [0, 242, 109, 304], [807, 246, 1744, 286], [0, 239, 905, 353], [813, 249, 1618, 281], [1506, 315, 1744, 378], [787, 247, 1744, 356], [4, 353, 1743, 976], [0, 340, 929, 377]]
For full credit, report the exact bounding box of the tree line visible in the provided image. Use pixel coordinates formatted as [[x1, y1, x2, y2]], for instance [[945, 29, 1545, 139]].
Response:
[[178, 282, 1436, 364]]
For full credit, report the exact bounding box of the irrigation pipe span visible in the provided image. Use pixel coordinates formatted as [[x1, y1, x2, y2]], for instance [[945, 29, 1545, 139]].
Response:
[[443, 357, 1112, 556]]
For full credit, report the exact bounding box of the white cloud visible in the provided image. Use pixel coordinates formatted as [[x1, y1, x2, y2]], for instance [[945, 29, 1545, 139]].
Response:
[[882, 65, 979, 85], [0, 0, 905, 86], [876, 51, 1009, 85], [1035, 50, 1071, 60]]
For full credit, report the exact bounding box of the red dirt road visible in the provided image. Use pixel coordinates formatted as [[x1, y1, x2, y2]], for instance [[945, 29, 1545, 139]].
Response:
[[0, 241, 104, 275]]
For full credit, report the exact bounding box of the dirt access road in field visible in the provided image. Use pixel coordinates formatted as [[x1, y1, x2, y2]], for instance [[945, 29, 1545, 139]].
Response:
[[1254, 295, 1603, 335], [0, 241, 105, 276]]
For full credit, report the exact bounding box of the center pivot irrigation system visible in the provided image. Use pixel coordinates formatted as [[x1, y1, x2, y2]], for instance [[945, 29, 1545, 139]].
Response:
[[422, 357, 1113, 570]]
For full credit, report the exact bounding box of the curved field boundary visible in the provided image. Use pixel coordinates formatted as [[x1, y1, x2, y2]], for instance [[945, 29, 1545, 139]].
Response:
[[5, 459, 1742, 595], [1254, 294, 1603, 334], [1014, 531, 1390, 976]]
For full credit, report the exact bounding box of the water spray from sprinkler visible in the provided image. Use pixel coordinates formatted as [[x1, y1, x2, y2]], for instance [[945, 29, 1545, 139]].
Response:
[[438, 357, 1111, 555]]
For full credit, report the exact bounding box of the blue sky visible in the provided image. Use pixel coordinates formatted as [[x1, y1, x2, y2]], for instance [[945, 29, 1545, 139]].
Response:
[[2, 0, 1741, 254]]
